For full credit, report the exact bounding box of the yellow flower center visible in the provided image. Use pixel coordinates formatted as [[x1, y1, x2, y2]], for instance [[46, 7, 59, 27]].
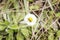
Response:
[[28, 17, 33, 22]]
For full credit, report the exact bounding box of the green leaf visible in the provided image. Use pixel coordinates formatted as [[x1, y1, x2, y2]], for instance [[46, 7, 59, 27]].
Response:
[[55, 37, 58, 40], [17, 13, 25, 22], [52, 0, 57, 5], [56, 13, 60, 17], [16, 33, 24, 40], [49, 11, 54, 16], [57, 30, 60, 37], [30, 5, 39, 10], [19, 24, 27, 29], [21, 28, 29, 38], [8, 24, 19, 29], [48, 33, 54, 40], [14, 2, 19, 9], [6, 30, 13, 40], [34, 5, 39, 10], [4, 20, 10, 26], [0, 25, 6, 31], [0, 22, 4, 25], [30, 5, 34, 10], [0, 21, 9, 26], [6, 29, 13, 33], [6, 29, 13, 40], [0, 35, 2, 40]]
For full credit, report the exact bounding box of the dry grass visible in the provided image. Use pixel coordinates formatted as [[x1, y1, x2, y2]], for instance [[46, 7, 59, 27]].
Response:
[[0, 0, 60, 40]]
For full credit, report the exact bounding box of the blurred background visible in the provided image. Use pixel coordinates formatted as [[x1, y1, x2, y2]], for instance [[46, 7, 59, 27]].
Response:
[[0, 0, 60, 40]]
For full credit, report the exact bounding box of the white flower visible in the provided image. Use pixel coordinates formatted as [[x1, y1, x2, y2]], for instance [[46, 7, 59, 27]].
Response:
[[20, 13, 37, 26]]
